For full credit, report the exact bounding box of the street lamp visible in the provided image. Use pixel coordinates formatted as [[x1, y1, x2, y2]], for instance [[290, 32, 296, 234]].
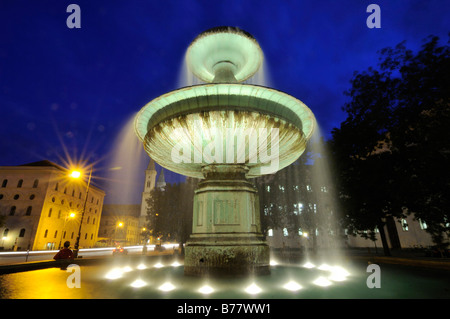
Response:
[[114, 221, 124, 246], [70, 166, 93, 258]]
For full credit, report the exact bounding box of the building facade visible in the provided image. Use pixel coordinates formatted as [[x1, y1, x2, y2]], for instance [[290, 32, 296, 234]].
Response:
[[97, 159, 165, 246], [0, 160, 105, 251], [98, 204, 141, 245]]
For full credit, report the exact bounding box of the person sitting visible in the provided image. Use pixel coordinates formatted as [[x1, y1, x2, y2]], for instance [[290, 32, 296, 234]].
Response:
[[54, 241, 74, 260]]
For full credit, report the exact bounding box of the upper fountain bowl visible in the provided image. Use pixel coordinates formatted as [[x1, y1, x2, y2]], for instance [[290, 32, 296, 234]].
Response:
[[186, 26, 263, 83]]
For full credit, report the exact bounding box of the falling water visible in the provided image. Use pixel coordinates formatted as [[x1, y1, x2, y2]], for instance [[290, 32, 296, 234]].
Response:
[[105, 114, 148, 204], [177, 50, 273, 88], [307, 122, 344, 265]]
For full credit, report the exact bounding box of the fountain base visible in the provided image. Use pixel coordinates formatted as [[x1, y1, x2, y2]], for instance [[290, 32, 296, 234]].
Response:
[[184, 165, 270, 276], [184, 236, 270, 277]]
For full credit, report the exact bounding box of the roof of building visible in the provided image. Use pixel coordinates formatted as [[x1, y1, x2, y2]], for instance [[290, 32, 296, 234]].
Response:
[[147, 159, 155, 171], [18, 160, 67, 171]]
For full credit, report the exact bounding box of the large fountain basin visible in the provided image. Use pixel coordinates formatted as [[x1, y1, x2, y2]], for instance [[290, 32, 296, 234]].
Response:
[[134, 84, 315, 178]]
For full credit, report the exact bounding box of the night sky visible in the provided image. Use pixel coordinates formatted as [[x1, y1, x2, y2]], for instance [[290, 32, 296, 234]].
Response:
[[0, 1, 448, 204]]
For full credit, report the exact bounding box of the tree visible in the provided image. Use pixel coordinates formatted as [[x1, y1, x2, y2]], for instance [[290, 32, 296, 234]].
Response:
[[331, 35, 450, 254], [145, 179, 196, 251]]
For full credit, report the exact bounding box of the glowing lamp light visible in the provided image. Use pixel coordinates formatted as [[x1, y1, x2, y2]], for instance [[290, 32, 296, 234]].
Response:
[[245, 283, 262, 295], [130, 279, 147, 288], [171, 261, 182, 267], [198, 285, 215, 295], [329, 266, 351, 282], [303, 262, 315, 269], [122, 266, 133, 272], [283, 280, 302, 292], [159, 282, 176, 292], [105, 268, 123, 280], [153, 262, 164, 268], [69, 212, 76, 218], [313, 276, 332, 287], [318, 263, 333, 271], [69, 170, 81, 179], [270, 260, 279, 266], [137, 263, 147, 270]]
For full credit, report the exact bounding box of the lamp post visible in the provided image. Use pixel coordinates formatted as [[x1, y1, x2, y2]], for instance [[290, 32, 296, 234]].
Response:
[[58, 211, 76, 249], [114, 222, 124, 246], [71, 166, 93, 258]]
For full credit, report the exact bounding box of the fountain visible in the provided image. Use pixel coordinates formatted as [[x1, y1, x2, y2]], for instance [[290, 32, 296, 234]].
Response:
[[135, 26, 315, 276]]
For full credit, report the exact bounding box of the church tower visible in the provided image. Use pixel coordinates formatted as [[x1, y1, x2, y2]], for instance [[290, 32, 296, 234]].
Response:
[[156, 168, 166, 190], [140, 159, 157, 223]]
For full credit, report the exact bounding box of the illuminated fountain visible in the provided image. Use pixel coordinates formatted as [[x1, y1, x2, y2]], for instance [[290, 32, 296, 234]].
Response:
[[135, 27, 315, 276]]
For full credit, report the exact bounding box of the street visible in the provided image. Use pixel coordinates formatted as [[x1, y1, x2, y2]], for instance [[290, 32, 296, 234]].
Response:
[[0, 244, 179, 265]]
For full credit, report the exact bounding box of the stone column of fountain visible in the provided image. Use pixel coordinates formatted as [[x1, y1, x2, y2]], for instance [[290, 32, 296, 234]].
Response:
[[135, 26, 316, 277]]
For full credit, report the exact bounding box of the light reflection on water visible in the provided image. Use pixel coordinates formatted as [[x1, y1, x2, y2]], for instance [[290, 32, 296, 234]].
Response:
[[1, 259, 449, 299], [0, 259, 354, 299], [0, 267, 104, 299]]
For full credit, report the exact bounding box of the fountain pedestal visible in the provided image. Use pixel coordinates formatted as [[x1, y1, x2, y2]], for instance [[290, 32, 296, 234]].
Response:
[[184, 165, 270, 276]]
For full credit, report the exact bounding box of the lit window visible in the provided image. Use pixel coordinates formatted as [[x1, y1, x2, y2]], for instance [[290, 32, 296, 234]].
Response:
[[298, 228, 303, 236], [283, 228, 289, 237], [401, 219, 409, 231], [320, 186, 328, 192], [419, 219, 427, 230], [268, 229, 273, 237], [306, 185, 312, 192]]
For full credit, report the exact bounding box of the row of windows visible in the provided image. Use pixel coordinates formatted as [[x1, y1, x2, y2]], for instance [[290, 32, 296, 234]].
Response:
[[42, 229, 95, 240], [267, 228, 321, 237], [6, 206, 33, 216], [46, 207, 97, 225], [2, 228, 97, 241], [3, 205, 98, 224], [1, 179, 39, 188], [2, 228, 26, 238], [49, 196, 98, 213], [266, 185, 328, 193], [53, 182, 101, 205], [0, 194, 36, 200]]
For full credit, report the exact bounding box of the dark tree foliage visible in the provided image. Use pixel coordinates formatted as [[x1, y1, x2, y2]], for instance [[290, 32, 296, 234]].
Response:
[[145, 178, 197, 246], [330, 35, 450, 254]]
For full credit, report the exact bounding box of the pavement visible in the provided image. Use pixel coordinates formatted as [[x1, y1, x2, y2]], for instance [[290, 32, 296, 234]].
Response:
[[271, 247, 450, 271], [0, 247, 178, 275]]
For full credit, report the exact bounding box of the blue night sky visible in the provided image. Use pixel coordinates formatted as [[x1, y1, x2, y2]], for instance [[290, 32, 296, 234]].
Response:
[[0, 1, 448, 204]]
